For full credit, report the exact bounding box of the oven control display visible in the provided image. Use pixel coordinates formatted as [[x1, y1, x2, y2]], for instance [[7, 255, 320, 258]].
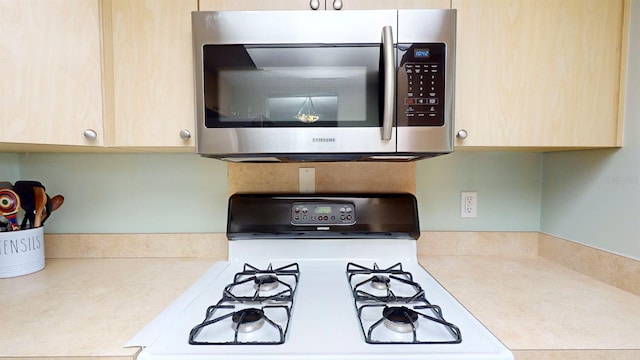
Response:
[[291, 202, 356, 226]]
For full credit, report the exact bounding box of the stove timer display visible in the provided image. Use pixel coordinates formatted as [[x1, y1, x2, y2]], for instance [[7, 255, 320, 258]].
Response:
[[314, 206, 332, 214], [291, 202, 356, 226]]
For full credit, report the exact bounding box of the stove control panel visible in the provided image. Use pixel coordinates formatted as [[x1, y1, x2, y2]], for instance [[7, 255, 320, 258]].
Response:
[[291, 202, 356, 226]]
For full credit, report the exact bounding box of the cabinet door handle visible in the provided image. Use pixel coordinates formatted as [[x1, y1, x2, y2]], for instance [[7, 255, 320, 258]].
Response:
[[456, 129, 468, 140], [179, 129, 191, 140], [83, 129, 97, 140], [309, 0, 320, 10], [332, 0, 343, 10]]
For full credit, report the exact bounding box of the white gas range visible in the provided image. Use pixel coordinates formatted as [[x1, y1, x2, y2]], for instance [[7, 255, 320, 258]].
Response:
[[128, 194, 512, 360]]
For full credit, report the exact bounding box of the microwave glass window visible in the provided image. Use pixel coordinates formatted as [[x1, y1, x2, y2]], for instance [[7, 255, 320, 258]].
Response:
[[267, 95, 339, 124], [202, 45, 382, 128]]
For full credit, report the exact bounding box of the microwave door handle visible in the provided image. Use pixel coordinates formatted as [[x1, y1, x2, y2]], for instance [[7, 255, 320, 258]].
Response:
[[381, 25, 395, 141]]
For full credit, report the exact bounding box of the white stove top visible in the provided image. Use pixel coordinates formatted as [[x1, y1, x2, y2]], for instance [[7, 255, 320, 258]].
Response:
[[128, 239, 513, 360]]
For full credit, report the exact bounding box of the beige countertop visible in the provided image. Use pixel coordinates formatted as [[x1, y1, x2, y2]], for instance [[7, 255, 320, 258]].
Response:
[[0, 258, 214, 360], [1, 255, 640, 360], [420, 256, 640, 360]]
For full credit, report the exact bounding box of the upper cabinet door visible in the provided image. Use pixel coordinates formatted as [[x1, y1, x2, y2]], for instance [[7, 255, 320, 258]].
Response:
[[104, 0, 197, 149], [453, 0, 626, 149], [330, 0, 450, 10], [0, 0, 104, 147], [199, 0, 451, 11], [199, 1, 318, 10]]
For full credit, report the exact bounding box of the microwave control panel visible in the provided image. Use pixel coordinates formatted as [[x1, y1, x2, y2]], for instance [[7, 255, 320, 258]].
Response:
[[291, 202, 356, 226], [397, 43, 446, 126]]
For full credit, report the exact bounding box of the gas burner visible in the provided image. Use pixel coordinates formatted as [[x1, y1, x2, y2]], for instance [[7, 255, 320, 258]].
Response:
[[224, 263, 300, 303], [370, 275, 391, 290], [232, 308, 266, 333], [382, 306, 418, 333], [347, 262, 424, 302], [254, 275, 279, 291]]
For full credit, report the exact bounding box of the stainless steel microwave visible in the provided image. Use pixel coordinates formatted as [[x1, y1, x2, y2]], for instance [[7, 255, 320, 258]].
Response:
[[192, 9, 456, 162]]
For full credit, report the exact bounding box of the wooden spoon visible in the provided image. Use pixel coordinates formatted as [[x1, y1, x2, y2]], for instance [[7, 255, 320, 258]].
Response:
[[33, 187, 48, 228]]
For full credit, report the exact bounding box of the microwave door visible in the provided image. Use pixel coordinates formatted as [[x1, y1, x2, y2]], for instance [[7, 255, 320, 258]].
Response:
[[193, 10, 400, 157], [198, 44, 397, 156]]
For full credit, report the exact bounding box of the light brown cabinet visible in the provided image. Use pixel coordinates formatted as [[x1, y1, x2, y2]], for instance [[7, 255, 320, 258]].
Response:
[[198, 0, 450, 11], [330, 0, 450, 10], [198, 0, 316, 10], [0, 0, 104, 147], [102, 0, 197, 150], [452, 0, 627, 149]]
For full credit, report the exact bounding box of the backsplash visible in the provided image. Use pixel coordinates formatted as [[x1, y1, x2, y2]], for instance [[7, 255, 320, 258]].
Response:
[[228, 162, 416, 194]]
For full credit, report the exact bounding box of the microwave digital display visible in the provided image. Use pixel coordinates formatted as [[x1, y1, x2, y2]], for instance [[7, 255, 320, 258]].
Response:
[[414, 49, 430, 58]]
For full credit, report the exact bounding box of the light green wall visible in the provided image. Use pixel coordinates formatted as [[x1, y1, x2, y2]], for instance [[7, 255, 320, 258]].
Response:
[[9, 151, 543, 234], [18, 153, 229, 233], [540, 0, 640, 261], [417, 152, 542, 231], [0, 153, 20, 182]]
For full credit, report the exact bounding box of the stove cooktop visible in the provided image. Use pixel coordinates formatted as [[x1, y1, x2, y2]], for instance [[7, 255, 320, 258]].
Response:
[[127, 194, 512, 359], [128, 240, 512, 360]]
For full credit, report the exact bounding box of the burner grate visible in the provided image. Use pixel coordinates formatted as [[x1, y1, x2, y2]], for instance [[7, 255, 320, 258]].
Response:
[[346, 262, 462, 344], [189, 263, 299, 345], [189, 300, 292, 345], [224, 263, 299, 303]]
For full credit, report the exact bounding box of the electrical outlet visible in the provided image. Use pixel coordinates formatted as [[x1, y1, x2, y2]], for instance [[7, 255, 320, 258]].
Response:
[[460, 191, 477, 218]]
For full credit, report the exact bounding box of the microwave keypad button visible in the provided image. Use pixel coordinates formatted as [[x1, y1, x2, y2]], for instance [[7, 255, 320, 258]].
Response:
[[428, 98, 438, 105]]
